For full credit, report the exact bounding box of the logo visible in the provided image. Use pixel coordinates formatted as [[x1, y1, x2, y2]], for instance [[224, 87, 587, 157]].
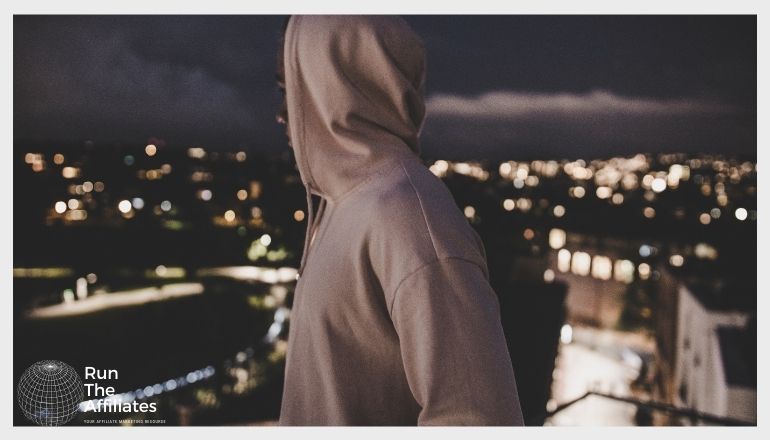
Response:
[[17, 360, 84, 426]]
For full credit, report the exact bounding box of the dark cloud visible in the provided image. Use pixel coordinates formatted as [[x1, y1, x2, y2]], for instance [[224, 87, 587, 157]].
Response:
[[13, 15, 756, 159], [427, 90, 736, 118], [420, 89, 753, 160], [406, 15, 756, 105], [14, 15, 286, 148]]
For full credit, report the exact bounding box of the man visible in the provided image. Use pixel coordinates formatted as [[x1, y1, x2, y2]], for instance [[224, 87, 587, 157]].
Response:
[[275, 15, 524, 426]]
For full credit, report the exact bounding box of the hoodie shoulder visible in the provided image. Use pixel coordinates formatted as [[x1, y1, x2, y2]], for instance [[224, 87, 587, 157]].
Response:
[[349, 157, 489, 301]]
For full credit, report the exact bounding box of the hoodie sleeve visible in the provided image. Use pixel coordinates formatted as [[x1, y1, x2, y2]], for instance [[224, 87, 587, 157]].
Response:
[[389, 256, 525, 426]]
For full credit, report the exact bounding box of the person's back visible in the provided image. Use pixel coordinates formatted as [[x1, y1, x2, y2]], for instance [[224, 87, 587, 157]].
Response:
[[276, 15, 524, 426]]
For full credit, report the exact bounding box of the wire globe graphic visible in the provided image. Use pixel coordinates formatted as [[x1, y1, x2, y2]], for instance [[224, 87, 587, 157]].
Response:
[[17, 360, 84, 426]]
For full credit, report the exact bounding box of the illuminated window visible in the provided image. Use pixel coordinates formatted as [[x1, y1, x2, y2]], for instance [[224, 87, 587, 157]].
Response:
[[549, 228, 566, 249], [638, 263, 651, 280], [557, 249, 571, 273], [516, 198, 532, 212], [622, 174, 638, 190], [499, 162, 512, 178], [651, 177, 666, 193], [430, 160, 449, 177], [717, 194, 728, 206], [694, 243, 718, 260], [62, 167, 80, 179], [66, 210, 88, 221], [642, 174, 654, 189], [188, 147, 207, 159], [591, 255, 612, 280], [614, 260, 635, 284], [595, 186, 612, 199], [571, 251, 591, 276], [454, 162, 471, 175], [118, 200, 132, 214], [570, 186, 586, 198], [643, 207, 656, 219]]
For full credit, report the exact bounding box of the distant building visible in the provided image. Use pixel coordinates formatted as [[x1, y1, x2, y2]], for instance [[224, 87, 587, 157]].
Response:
[[655, 270, 756, 424], [546, 232, 641, 328]]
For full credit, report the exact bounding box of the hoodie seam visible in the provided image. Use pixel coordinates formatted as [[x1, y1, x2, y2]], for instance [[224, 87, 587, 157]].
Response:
[[399, 161, 438, 260], [387, 256, 489, 318]]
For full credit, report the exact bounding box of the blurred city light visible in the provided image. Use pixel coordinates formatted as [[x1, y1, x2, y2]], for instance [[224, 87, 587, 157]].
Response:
[[14, 143, 756, 426]]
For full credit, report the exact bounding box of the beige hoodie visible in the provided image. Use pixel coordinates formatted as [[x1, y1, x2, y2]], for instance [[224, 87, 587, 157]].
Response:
[[279, 15, 524, 426]]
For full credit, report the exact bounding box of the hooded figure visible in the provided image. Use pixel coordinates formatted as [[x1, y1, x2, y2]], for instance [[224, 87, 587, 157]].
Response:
[[278, 15, 524, 426]]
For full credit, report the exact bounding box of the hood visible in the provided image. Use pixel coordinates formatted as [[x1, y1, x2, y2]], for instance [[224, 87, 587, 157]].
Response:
[[283, 15, 427, 276], [283, 15, 427, 199]]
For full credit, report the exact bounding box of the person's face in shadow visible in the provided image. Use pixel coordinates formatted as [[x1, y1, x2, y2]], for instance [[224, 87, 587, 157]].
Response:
[[275, 35, 291, 149]]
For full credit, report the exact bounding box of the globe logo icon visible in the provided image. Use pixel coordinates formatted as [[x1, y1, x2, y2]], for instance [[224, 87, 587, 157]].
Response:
[[17, 360, 84, 426]]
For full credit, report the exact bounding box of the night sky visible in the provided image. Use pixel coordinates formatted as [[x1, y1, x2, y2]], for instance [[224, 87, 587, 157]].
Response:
[[13, 15, 756, 160]]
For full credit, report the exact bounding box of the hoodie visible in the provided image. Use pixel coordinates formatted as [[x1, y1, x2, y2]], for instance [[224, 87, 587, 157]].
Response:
[[278, 15, 524, 426]]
